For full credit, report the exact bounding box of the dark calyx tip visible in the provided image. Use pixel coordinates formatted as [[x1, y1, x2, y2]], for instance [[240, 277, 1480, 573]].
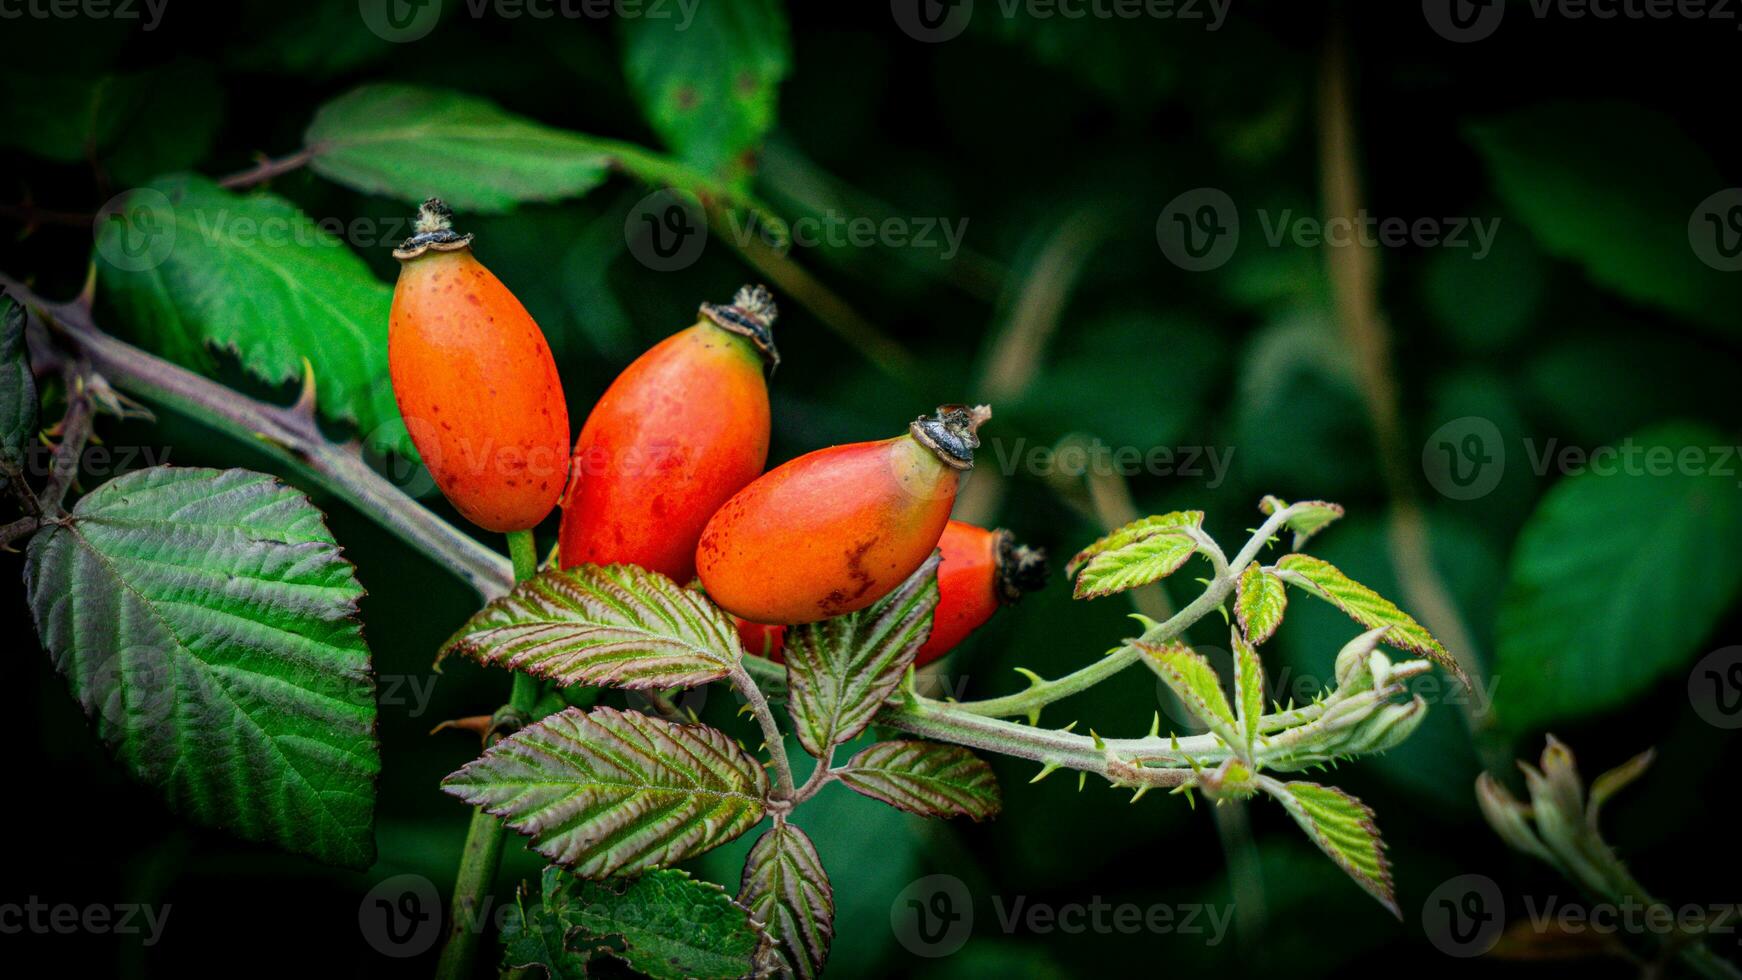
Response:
[[700, 283, 780, 371], [993, 530, 1049, 604], [394, 197, 474, 259], [910, 404, 992, 470]]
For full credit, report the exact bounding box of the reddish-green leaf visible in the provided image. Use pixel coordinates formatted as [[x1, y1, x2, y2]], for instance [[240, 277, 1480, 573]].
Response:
[[738, 823, 833, 980], [836, 741, 1001, 820], [443, 706, 767, 877], [438, 564, 739, 690]]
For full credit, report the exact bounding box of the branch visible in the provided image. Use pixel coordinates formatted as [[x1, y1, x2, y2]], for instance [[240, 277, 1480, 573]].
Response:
[[730, 662, 797, 803], [1, 276, 514, 599], [37, 360, 95, 514], [945, 504, 1301, 720], [217, 147, 318, 190]]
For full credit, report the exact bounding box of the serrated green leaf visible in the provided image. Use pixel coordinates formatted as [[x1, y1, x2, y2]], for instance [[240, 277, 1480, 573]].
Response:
[[1467, 102, 1742, 339], [304, 84, 612, 213], [443, 706, 767, 877], [1493, 422, 1742, 734], [551, 866, 762, 980], [1072, 531, 1199, 600], [835, 741, 1001, 821], [94, 175, 411, 456], [1261, 778, 1398, 918], [1, 294, 37, 473], [1235, 563, 1287, 645], [500, 879, 591, 980], [1065, 510, 1203, 576], [439, 563, 740, 690], [738, 823, 833, 980], [785, 554, 939, 757], [1137, 641, 1241, 748], [1274, 553, 1461, 682], [1259, 495, 1345, 549], [24, 466, 378, 868], [1231, 630, 1262, 758], [621, 0, 790, 189]]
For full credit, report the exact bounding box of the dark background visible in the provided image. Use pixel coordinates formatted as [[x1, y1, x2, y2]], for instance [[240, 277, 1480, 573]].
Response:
[[2, 1, 1740, 976]]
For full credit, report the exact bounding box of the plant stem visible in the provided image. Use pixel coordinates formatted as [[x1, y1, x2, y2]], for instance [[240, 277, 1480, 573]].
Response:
[[435, 530, 541, 980], [948, 506, 1297, 719], [217, 147, 317, 189], [2, 277, 515, 599], [37, 360, 95, 514], [730, 663, 797, 800]]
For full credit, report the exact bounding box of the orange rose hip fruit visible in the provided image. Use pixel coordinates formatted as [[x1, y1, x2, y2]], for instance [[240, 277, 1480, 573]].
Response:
[[915, 520, 1047, 665], [389, 199, 570, 532], [696, 404, 993, 625], [559, 285, 776, 582]]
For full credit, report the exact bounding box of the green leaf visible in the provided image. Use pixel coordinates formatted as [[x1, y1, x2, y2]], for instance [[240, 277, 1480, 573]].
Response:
[[500, 879, 591, 980], [738, 823, 833, 980], [1231, 631, 1263, 758], [1, 294, 37, 472], [1235, 563, 1287, 645], [304, 84, 613, 213], [1137, 641, 1240, 747], [1261, 778, 1398, 918], [1259, 495, 1345, 550], [543, 865, 763, 980], [23, 466, 378, 868], [835, 741, 1001, 821], [785, 554, 940, 757], [442, 706, 768, 877], [1065, 510, 1203, 576], [438, 564, 740, 690], [1274, 554, 1462, 682], [93, 175, 410, 456], [1071, 531, 1199, 601], [1493, 422, 1742, 734], [1467, 102, 1742, 338], [621, 0, 791, 189]]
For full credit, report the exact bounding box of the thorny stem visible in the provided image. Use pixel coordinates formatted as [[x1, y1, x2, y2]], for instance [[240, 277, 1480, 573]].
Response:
[[217, 147, 318, 190], [946, 505, 1301, 720], [1, 277, 515, 599], [37, 360, 95, 514], [731, 662, 797, 803], [435, 530, 542, 980]]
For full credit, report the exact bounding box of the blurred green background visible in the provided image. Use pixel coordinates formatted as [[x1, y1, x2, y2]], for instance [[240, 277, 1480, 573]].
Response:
[[3, 1, 1740, 976]]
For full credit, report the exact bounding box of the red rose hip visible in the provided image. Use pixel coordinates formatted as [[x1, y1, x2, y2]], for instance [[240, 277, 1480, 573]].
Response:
[[559, 286, 776, 582]]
